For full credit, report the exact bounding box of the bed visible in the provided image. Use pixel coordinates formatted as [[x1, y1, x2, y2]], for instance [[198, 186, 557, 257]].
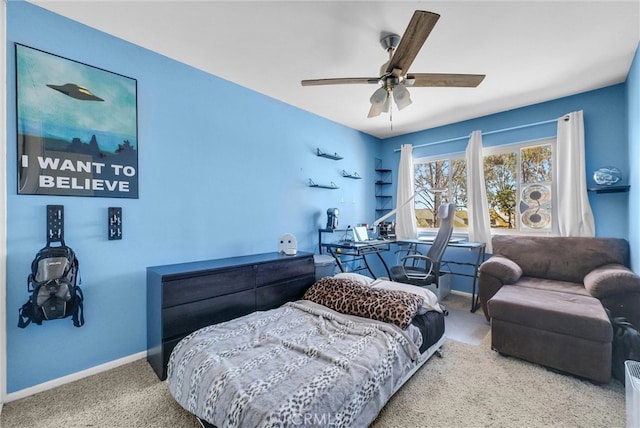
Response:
[[167, 274, 446, 427]]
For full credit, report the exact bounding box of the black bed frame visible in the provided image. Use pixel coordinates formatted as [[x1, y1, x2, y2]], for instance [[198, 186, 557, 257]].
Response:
[[146, 251, 316, 380]]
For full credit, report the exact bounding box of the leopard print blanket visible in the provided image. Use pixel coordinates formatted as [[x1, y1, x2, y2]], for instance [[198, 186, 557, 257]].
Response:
[[167, 300, 421, 427]]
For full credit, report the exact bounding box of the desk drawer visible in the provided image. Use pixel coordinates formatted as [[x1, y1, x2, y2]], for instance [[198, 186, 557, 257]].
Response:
[[163, 267, 254, 308]]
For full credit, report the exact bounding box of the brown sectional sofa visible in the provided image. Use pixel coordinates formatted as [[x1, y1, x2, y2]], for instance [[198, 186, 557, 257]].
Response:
[[478, 235, 640, 383]]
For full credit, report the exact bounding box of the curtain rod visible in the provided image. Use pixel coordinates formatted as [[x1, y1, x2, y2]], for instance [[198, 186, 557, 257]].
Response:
[[393, 117, 560, 152]]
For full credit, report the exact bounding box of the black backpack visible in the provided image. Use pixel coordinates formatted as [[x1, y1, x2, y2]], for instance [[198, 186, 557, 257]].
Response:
[[609, 312, 640, 384], [18, 243, 84, 328]]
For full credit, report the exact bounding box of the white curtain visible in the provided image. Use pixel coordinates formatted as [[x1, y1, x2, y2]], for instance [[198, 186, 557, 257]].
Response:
[[556, 111, 595, 237], [395, 144, 418, 239], [465, 131, 493, 253]]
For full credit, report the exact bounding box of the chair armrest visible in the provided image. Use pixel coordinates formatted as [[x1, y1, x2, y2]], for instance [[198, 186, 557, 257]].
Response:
[[394, 248, 421, 258], [479, 256, 523, 284], [400, 255, 435, 280], [584, 264, 640, 299]]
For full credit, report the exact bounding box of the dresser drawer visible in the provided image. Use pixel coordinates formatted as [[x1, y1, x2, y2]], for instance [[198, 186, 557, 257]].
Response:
[[256, 274, 315, 311], [256, 256, 314, 287], [163, 267, 254, 308], [147, 251, 314, 380], [162, 288, 255, 340]]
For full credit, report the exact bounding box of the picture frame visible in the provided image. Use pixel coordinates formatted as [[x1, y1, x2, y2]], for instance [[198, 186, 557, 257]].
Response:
[[16, 44, 138, 198]]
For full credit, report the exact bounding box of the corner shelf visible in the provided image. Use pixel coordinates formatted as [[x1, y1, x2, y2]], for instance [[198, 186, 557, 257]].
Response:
[[587, 185, 630, 194], [342, 170, 362, 179], [316, 148, 343, 160], [375, 158, 393, 218], [308, 179, 339, 189]]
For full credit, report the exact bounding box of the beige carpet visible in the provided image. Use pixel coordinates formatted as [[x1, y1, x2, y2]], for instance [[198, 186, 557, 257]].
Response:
[[440, 293, 491, 345], [372, 335, 624, 427], [2, 296, 625, 428]]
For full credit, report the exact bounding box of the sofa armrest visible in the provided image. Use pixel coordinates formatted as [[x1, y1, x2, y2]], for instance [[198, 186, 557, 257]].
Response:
[[479, 256, 523, 284], [584, 264, 640, 299], [478, 256, 523, 320]]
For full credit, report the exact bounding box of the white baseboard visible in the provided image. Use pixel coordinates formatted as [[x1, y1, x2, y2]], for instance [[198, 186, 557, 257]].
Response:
[[450, 289, 473, 297], [5, 351, 147, 403]]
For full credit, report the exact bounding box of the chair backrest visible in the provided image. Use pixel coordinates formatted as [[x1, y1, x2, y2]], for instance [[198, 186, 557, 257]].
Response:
[[426, 203, 456, 263]]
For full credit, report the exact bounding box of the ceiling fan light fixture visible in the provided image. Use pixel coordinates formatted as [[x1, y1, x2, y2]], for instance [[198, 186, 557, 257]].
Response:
[[368, 86, 390, 117], [367, 104, 381, 118], [367, 93, 391, 118], [370, 86, 388, 104], [382, 93, 391, 113], [393, 85, 412, 110]]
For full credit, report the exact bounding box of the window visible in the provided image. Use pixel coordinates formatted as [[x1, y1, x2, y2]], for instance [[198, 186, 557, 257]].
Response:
[[413, 139, 554, 233]]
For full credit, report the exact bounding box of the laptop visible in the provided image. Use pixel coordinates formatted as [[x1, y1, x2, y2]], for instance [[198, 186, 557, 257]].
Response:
[[353, 226, 386, 244], [353, 226, 369, 242]]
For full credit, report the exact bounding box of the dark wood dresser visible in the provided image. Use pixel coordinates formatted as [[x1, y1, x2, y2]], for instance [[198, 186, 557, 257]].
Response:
[[147, 251, 315, 380]]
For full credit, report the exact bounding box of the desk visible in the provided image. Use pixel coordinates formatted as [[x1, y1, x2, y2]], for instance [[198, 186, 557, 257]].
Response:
[[318, 230, 486, 311], [318, 229, 392, 279], [397, 239, 486, 313]]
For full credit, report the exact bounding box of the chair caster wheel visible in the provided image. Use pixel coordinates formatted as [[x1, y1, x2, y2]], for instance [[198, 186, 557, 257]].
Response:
[[436, 349, 444, 358]]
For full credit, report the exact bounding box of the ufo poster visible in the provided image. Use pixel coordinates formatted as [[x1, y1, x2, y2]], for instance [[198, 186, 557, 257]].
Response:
[[16, 44, 138, 198]]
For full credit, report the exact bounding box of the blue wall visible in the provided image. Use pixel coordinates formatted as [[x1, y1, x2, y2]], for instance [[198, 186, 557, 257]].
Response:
[[5, 2, 381, 393], [6, 2, 638, 394], [382, 84, 631, 240], [628, 44, 640, 271], [377, 83, 634, 294]]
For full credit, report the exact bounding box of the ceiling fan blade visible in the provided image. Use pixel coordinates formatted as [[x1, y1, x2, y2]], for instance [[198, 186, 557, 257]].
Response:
[[386, 10, 440, 76], [407, 73, 486, 87], [301, 77, 379, 86]]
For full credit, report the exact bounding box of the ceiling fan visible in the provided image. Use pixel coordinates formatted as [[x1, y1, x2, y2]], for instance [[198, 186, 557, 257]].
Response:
[[301, 10, 485, 119]]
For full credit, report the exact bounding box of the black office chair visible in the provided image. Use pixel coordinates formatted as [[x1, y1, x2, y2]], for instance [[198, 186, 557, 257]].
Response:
[[390, 203, 456, 289]]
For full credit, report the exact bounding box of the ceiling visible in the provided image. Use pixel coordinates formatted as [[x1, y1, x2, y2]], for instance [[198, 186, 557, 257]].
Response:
[[30, 1, 640, 139]]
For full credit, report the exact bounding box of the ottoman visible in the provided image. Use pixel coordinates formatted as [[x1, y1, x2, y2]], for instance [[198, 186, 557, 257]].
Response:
[[488, 285, 613, 383]]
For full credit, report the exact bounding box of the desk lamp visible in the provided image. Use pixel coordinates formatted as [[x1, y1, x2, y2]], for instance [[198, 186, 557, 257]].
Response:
[[372, 187, 446, 234], [326, 208, 339, 230]]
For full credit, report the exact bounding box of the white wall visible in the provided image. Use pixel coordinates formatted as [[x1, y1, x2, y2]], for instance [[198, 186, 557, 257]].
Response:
[[1, 0, 8, 413]]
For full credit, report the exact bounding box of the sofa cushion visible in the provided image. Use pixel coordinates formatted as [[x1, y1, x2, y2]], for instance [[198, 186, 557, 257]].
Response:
[[491, 235, 630, 283], [488, 285, 612, 343], [515, 276, 589, 296]]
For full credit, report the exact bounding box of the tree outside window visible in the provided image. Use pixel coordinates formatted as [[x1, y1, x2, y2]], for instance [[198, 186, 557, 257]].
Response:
[[413, 140, 554, 233]]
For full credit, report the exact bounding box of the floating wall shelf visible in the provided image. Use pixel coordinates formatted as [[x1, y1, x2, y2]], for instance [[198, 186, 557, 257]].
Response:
[[308, 179, 339, 189], [587, 185, 630, 194], [316, 148, 343, 160], [342, 170, 362, 179]]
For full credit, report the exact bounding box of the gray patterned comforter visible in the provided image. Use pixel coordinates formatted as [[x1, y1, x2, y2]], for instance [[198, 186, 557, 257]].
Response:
[[167, 300, 423, 427]]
